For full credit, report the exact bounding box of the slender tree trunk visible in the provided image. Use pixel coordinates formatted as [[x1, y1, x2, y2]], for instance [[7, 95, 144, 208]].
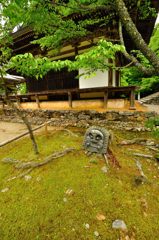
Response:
[[5, 98, 39, 155], [0, 72, 39, 155], [114, 0, 159, 75]]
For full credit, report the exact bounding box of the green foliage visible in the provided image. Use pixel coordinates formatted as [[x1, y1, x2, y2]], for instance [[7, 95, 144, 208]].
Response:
[[9, 53, 72, 78], [121, 66, 159, 94], [32, 19, 88, 50], [0, 0, 158, 87], [121, 23, 159, 93], [9, 40, 124, 79], [140, 76, 159, 92], [73, 40, 125, 72], [138, 0, 157, 19], [18, 83, 27, 94], [145, 117, 159, 138], [121, 67, 143, 88], [149, 24, 159, 56]]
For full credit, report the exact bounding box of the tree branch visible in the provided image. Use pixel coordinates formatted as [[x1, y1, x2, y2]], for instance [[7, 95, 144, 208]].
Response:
[[114, 0, 159, 75], [118, 21, 156, 76]]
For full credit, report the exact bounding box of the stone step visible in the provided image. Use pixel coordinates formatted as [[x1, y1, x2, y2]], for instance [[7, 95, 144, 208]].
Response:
[[139, 92, 159, 104]]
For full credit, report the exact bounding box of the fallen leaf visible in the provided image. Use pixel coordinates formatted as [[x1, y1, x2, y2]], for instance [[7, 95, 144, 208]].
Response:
[[96, 213, 106, 221], [65, 189, 75, 196], [1, 188, 9, 193]]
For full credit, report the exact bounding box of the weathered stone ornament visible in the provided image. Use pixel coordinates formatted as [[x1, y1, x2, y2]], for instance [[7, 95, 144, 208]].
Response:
[[83, 126, 110, 154], [83, 126, 121, 168]]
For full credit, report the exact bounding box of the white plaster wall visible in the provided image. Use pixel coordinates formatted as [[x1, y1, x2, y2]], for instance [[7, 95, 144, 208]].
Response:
[[79, 69, 109, 89], [79, 69, 117, 89]]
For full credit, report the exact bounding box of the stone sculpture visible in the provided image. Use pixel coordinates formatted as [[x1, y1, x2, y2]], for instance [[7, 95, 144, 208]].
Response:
[[83, 126, 121, 168], [83, 126, 110, 154]]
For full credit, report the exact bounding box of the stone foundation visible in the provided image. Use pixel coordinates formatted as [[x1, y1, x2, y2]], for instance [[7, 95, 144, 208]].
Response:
[[0, 108, 158, 131]]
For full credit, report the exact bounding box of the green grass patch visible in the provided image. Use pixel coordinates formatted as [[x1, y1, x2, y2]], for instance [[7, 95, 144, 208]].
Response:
[[0, 129, 159, 239]]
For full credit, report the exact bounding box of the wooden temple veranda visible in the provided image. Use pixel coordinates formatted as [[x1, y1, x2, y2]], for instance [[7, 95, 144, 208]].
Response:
[[1, 85, 137, 109]]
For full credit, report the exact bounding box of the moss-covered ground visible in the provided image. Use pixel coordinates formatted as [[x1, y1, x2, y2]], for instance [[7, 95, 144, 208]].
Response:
[[0, 128, 159, 240]]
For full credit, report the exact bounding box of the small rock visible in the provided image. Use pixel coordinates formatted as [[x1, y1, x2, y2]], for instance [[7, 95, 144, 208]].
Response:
[[134, 175, 147, 186], [94, 231, 100, 237], [63, 197, 67, 203], [146, 140, 155, 146], [112, 219, 127, 230], [140, 198, 148, 214], [84, 223, 90, 229], [96, 213, 106, 221], [1, 187, 9, 193], [24, 175, 32, 181], [101, 166, 108, 174]]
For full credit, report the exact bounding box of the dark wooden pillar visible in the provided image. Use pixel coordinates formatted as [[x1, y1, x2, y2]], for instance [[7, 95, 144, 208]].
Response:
[[108, 59, 113, 86], [35, 94, 40, 109], [68, 91, 72, 108], [115, 71, 120, 87], [16, 96, 21, 108], [74, 44, 79, 56], [129, 89, 136, 110], [115, 54, 121, 87], [103, 90, 108, 109], [2, 100, 5, 109]]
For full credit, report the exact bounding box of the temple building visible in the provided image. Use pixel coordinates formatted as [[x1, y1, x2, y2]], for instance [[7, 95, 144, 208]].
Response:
[[6, 1, 159, 110]]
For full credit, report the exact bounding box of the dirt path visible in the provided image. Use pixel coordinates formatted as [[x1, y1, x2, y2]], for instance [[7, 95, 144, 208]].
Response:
[[0, 121, 59, 144], [0, 122, 28, 143], [144, 104, 159, 114]]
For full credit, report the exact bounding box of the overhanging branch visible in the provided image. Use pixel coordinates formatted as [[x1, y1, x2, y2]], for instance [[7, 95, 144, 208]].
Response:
[[119, 21, 156, 76]]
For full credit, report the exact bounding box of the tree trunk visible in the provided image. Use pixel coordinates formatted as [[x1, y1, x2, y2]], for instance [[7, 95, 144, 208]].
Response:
[[114, 0, 159, 75], [5, 98, 39, 155], [0, 72, 39, 155]]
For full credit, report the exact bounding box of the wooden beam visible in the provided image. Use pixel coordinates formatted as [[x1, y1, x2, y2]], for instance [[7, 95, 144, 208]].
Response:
[[35, 94, 40, 109], [68, 91, 72, 108]]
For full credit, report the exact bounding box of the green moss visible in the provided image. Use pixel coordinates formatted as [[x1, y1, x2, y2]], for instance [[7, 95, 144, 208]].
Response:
[[0, 129, 159, 239]]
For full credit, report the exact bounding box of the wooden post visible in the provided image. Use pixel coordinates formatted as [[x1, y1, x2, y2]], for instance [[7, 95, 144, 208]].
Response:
[[44, 121, 49, 137], [35, 95, 40, 109], [2, 101, 5, 109], [68, 91, 72, 108], [104, 91, 108, 109], [108, 59, 113, 86], [16, 96, 21, 108], [129, 89, 136, 110]]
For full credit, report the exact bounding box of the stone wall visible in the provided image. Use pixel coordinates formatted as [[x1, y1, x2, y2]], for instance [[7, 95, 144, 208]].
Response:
[[0, 108, 157, 131]]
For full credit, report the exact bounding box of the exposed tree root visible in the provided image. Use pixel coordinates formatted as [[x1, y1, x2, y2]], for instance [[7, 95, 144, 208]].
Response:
[[23, 148, 74, 169], [133, 153, 154, 159], [107, 148, 121, 168], [2, 148, 75, 180], [7, 169, 33, 181], [120, 138, 158, 148]]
